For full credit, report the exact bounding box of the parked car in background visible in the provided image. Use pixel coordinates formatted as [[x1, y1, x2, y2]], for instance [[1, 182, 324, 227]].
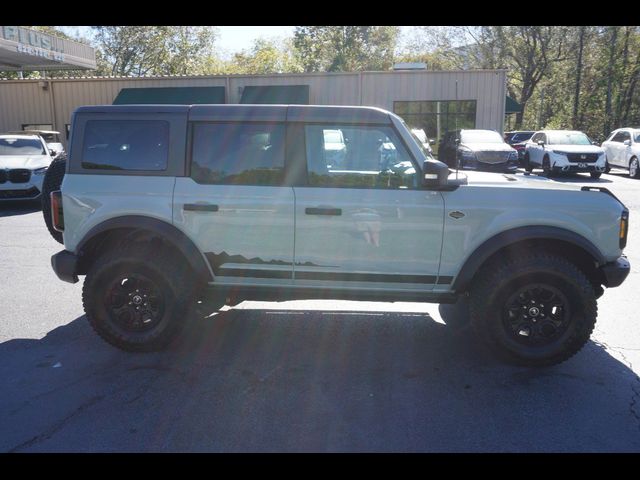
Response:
[[322, 129, 347, 168], [504, 131, 535, 163], [410, 128, 435, 155], [0, 133, 54, 200], [438, 129, 518, 172], [11, 130, 66, 160], [602, 127, 640, 178], [523, 130, 606, 179]]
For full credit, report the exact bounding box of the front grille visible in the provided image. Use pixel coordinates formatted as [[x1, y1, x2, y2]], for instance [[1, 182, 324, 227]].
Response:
[[0, 170, 6, 183], [566, 153, 599, 163], [476, 150, 514, 164], [8, 169, 31, 183], [0, 187, 39, 199]]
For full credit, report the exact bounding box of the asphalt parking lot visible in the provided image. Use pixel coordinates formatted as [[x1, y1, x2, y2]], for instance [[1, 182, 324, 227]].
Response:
[[1, 169, 639, 452]]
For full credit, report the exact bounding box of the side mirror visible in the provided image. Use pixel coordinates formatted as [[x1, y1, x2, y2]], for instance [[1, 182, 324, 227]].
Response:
[[49, 149, 56, 156], [592, 141, 600, 146], [537, 140, 545, 147], [623, 140, 631, 146], [429, 139, 436, 145], [422, 160, 449, 188]]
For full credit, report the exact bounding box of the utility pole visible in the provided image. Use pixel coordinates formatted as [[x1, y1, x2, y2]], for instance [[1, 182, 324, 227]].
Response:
[[538, 88, 545, 129]]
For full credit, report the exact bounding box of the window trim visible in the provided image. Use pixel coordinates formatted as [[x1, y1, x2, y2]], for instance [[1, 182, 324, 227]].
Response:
[[188, 120, 288, 187]]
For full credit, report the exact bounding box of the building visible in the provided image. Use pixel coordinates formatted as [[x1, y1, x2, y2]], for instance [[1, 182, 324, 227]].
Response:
[[0, 69, 507, 155]]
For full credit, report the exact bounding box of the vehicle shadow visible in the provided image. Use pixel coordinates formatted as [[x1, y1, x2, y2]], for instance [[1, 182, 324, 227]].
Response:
[[1, 306, 639, 453], [0, 200, 41, 217]]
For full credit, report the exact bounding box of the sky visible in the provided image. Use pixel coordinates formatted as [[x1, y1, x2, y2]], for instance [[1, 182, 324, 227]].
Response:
[[59, 26, 414, 59]]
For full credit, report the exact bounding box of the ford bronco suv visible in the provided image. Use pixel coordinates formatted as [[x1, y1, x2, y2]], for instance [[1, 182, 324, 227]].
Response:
[[47, 105, 630, 367]]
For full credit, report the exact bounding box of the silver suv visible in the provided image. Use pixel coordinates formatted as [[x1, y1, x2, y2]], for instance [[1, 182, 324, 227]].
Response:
[[48, 104, 630, 366]]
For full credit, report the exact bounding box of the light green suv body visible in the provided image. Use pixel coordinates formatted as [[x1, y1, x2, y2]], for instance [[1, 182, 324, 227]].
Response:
[[50, 104, 630, 366]]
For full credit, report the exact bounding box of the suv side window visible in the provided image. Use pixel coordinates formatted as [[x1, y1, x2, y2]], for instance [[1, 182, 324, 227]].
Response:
[[304, 124, 416, 189], [81, 120, 169, 171], [191, 122, 285, 185]]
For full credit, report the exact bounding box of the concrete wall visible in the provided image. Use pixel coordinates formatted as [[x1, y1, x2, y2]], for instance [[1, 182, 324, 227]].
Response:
[[0, 69, 507, 147]]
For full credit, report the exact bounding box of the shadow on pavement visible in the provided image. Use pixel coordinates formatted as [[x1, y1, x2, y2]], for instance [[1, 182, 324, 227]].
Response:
[[0, 200, 41, 217], [1, 306, 639, 452], [520, 171, 613, 184]]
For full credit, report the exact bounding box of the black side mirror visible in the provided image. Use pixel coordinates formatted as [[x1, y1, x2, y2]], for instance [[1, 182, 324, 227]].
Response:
[[537, 140, 545, 147], [422, 160, 449, 187], [49, 149, 56, 156], [429, 139, 436, 145]]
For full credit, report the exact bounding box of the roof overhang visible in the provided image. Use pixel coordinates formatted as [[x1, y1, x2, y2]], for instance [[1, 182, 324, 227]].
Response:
[[0, 26, 96, 71]]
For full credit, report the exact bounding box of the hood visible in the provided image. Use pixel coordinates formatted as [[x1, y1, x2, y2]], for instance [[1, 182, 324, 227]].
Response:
[[461, 170, 584, 192], [0, 155, 52, 170], [547, 144, 604, 154], [461, 142, 515, 152]]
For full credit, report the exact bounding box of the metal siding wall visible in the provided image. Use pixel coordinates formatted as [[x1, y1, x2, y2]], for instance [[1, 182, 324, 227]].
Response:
[[0, 81, 52, 133], [0, 70, 506, 146], [228, 74, 360, 105]]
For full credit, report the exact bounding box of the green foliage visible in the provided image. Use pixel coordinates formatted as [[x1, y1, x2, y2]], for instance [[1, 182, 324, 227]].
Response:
[[294, 26, 399, 72]]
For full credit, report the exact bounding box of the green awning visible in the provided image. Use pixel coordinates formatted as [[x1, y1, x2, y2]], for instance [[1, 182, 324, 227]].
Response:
[[240, 85, 309, 104], [505, 95, 522, 114], [113, 86, 226, 105]]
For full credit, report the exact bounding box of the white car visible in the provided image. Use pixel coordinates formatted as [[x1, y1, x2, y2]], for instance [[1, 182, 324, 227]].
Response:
[[601, 128, 640, 178], [523, 130, 606, 179], [0, 134, 54, 201]]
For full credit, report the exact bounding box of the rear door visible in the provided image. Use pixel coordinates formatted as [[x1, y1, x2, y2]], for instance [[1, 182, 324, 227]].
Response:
[[173, 108, 295, 286], [292, 122, 445, 293]]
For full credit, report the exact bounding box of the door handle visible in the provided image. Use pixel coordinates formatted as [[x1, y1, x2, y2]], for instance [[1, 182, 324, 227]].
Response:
[[184, 203, 219, 212], [305, 207, 342, 216]]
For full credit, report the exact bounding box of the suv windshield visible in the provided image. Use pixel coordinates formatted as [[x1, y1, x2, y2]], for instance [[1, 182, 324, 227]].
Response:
[[461, 130, 504, 144], [0, 137, 45, 155], [547, 132, 591, 145]]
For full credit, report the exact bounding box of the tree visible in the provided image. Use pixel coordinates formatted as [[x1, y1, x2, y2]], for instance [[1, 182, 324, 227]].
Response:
[[293, 26, 399, 72], [92, 26, 218, 76]]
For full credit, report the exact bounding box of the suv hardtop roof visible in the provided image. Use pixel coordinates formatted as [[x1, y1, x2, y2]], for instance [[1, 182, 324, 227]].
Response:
[[73, 104, 394, 125]]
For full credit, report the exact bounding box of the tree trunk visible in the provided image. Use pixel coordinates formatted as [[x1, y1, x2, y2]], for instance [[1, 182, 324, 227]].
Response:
[[572, 26, 585, 129], [604, 26, 619, 137]]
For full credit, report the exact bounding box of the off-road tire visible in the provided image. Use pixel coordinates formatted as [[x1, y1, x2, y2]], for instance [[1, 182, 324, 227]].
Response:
[[41, 158, 66, 244], [83, 243, 197, 352], [469, 253, 597, 367]]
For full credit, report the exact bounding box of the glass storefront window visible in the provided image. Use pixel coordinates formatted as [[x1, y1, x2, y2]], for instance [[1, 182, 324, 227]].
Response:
[[393, 101, 477, 157]]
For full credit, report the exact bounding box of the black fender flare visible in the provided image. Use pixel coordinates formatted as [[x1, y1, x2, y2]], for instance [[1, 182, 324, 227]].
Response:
[[76, 215, 213, 282], [451, 226, 606, 292]]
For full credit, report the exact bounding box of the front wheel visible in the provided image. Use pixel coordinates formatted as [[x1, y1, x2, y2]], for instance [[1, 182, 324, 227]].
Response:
[[590, 172, 602, 179], [83, 244, 197, 351], [630, 157, 640, 179], [469, 253, 597, 367]]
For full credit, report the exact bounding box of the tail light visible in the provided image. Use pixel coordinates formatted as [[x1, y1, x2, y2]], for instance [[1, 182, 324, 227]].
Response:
[[620, 209, 629, 249], [51, 190, 64, 232]]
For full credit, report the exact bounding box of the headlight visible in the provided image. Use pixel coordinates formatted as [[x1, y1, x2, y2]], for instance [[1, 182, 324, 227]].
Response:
[[551, 150, 569, 155], [459, 147, 476, 158], [33, 167, 48, 175], [508, 150, 518, 160]]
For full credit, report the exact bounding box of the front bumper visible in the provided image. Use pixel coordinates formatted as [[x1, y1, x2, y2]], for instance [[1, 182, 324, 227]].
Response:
[[51, 250, 79, 283], [0, 172, 44, 200], [600, 256, 630, 288]]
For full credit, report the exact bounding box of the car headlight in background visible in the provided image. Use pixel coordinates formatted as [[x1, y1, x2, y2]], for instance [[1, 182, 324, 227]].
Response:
[[32, 167, 48, 175], [508, 150, 518, 161], [551, 150, 570, 156]]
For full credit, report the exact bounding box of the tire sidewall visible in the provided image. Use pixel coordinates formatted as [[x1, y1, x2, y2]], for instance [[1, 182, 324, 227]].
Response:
[[85, 258, 185, 350], [476, 264, 596, 366]]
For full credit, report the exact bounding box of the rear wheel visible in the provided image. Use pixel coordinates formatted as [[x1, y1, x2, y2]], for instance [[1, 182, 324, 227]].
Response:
[[41, 158, 66, 244], [83, 244, 197, 352], [524, 153, 533, 173], [469, 253, 597, 367], [630, 157, 640, 179]]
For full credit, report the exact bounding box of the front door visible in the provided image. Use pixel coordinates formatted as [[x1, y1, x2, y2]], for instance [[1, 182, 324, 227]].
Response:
[[292, 123, 445, 292], [173, 121, 295, 286]]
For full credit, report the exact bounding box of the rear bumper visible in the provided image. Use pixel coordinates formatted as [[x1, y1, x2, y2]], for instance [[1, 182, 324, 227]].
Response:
[[600, 256, 630, 288], [51, 250, 79, 284]]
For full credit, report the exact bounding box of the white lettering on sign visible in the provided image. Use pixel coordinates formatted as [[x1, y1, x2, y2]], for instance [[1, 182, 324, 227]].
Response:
[[16, 44, 65, 62], [2, 26, 65, 54]]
